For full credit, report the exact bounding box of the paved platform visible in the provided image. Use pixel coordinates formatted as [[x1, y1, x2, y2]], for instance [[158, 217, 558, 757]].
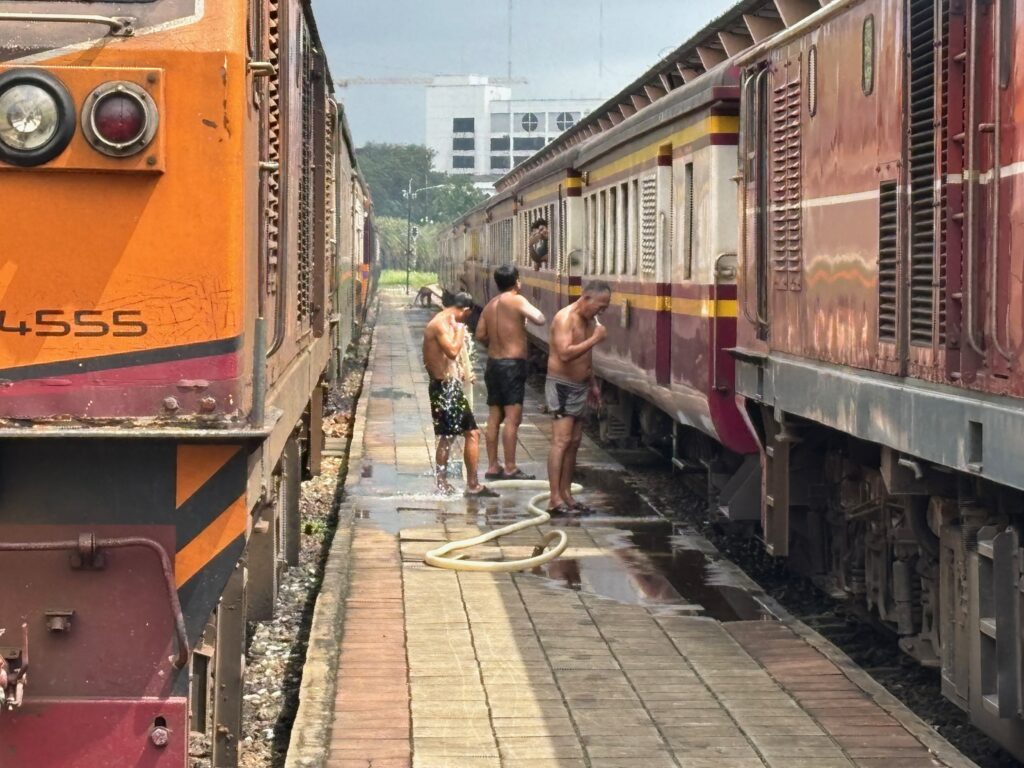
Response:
[[291, 294, 976, 768]]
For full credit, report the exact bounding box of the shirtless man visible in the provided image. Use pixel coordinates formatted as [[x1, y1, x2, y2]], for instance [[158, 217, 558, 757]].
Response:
[[545, 280, 612, 513], [476, 265, 545, 480], [422, 292, 498, 497]]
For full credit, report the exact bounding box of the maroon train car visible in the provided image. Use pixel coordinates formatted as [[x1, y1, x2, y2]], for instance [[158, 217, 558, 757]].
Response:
[[440, 65, 759, 508], [734, 0, 1024, 756]]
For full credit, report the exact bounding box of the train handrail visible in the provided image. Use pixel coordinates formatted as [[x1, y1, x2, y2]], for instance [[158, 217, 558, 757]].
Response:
[[988, 0, 1013, 360], [0, 535, 190, 670], [0, 13, 135, 37], [962, 0, 986, 356], [737, 71, 759, 326]]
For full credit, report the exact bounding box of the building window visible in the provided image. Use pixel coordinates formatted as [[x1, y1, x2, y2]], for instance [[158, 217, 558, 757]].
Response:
[[452, 155, 475, 169], [513, 155, 531, 166], [452, 117, 475, 133], [490, 155, 511, 170], [519, 112, 540, 132], [555, 112, 577, 131], [491, 113, 510, 132], [513, 136, 544, 151], [453, 137, 475, 151], [490, 136, 510, 151]]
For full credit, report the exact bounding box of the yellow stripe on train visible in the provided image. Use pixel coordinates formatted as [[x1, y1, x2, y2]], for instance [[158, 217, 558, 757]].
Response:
[[517, 277, 738, 317]]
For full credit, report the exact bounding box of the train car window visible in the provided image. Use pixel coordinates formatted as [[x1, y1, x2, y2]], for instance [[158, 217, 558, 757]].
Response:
[[588, 195, 597, 274], [609, 186, 618, 274], [599, 190, 607, 274], [808, 45, 818, 117], [621, 182, 630, 274], [862, 16, 875, 96], [684, 162, 694, 280], [631, 178, 640, 275]]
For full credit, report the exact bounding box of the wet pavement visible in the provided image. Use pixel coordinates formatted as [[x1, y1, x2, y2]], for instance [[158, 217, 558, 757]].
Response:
[[293, 294, 976, 768]]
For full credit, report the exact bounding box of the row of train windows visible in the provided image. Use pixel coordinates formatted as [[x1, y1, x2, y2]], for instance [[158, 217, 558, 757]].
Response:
[[582, 165, 694, 279]]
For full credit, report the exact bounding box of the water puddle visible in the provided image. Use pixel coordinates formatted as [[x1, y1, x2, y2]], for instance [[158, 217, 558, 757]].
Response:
[[352, 458, 770, 622]]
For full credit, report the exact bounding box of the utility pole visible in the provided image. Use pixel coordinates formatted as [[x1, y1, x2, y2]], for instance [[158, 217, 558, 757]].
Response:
[[405, 177, 413, 295]]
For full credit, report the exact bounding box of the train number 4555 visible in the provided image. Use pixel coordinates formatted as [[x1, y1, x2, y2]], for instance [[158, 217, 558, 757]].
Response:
[[0, 310, 148, 338]]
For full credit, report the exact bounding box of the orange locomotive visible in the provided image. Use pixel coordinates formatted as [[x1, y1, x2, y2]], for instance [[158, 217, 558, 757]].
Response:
[[0, 2, 374, 766]]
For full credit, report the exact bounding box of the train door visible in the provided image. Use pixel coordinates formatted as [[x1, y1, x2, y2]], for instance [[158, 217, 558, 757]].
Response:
[[557, 190, 578, 308], [655, 145, 673, 386]]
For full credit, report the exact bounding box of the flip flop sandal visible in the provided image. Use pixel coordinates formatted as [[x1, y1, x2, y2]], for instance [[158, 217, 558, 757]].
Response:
[[464, 485, 500, 498], [502, 468, 536, 480], [483, 470, 507, 480], [545, 503, 575, 516], [570, 501, 597, 514]]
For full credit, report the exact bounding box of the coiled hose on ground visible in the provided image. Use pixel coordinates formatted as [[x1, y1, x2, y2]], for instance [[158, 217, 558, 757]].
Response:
[[423, 480, 580, 572]]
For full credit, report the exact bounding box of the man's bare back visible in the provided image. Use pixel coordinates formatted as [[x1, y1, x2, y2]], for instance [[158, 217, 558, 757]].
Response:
[[478, 291, 544, 360]]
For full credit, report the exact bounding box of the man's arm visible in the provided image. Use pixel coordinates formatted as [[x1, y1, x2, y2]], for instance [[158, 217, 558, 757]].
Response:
[[514, 295, 546, 326], [475, 308, 489, 344], [435, 320, 466, 360], [551, 315, 606, 364]]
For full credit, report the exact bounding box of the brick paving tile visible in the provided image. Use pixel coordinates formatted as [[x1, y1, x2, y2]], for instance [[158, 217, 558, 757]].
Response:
[[312, 296, 975, 768]]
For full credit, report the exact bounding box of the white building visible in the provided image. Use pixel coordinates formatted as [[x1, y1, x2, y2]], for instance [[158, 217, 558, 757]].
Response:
[[425, 76, 602, 189]]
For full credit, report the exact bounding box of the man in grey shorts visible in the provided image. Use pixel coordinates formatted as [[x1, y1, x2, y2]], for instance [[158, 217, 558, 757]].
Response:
[[545, 280, 611, 513]]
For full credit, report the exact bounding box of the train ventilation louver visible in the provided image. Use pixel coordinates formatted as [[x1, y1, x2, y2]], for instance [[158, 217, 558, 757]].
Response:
[[770, 63, 802, 291], [906, 0, 946, 347], [938, 0, 949, 345], [265, 0, 282, 296], [297, 20, 315, 325], [640, 175, 657, 276], [878, 181, 899, 342]]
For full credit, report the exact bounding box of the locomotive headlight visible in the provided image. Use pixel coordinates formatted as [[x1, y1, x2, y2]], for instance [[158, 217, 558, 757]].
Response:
[[0, 69, 76, 167], [82, 82, 158, 157], [0, 85, 59, 150]]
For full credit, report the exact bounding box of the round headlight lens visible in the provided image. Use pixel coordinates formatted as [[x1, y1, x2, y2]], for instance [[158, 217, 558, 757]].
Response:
[[0, 84, 60, 151]]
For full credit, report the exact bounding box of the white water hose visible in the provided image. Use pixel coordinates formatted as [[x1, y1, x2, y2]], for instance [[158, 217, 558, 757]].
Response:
[[423, 480, 582, 572]]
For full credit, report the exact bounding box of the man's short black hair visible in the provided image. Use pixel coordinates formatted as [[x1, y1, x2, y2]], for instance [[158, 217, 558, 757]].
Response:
[[583, 279, 612, 296], [530, 218, 548, 231], [493, 264, 519, 292], [453, 291, 474, 309]]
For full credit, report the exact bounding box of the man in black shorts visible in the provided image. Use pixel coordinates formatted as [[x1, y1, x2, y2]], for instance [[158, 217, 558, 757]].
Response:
[[422, 292, 498, 497], [476, 265, 545, 480]]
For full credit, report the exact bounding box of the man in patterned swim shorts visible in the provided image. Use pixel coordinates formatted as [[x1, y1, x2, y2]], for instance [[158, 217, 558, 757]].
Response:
[[422, 292, 499, 497]]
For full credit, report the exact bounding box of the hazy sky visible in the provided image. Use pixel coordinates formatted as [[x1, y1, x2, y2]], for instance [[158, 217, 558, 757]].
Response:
[[311, 0, 735, 147]]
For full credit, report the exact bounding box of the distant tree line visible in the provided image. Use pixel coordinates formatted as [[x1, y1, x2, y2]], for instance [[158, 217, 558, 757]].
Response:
[[356, 143, 488, 272]]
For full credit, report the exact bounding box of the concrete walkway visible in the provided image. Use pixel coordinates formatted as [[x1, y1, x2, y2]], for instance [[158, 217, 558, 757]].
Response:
[[294, 294, 975, 768]]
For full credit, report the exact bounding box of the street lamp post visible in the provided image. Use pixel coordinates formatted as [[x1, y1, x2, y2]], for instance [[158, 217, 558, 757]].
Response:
[[405, 178, 413, 295], [403, 182, 452, 295]]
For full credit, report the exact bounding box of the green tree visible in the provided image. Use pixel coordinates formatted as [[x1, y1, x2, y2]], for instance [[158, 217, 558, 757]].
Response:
[[356, 143, 488, 223]]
